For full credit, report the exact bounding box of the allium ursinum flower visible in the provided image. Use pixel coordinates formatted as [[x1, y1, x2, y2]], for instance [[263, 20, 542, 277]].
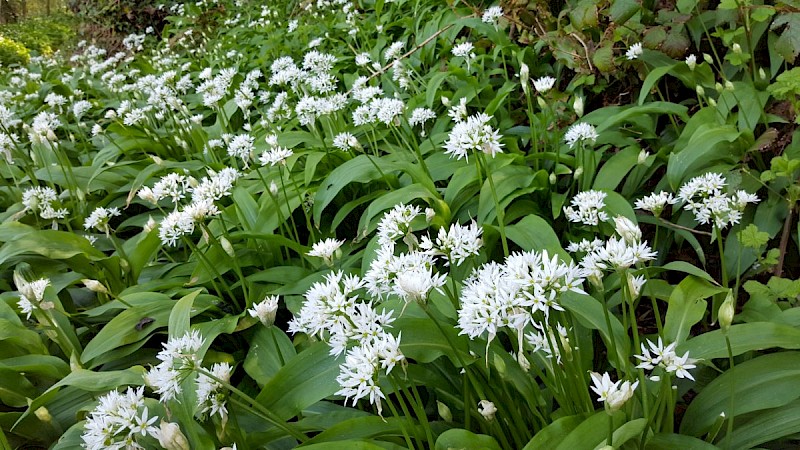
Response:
[[308, 238, 345, 265], [0, 132, 18, 163], [44, 93, 67, 108], [376, 203, 421, 246], [685, 54, 697, 70], [333, 132, 359, 151], [226, 134, 255, 166], [384, 41, 404, 61], [84, 206, 121, 235], [22, 186, 69, 220], [564, 122, 598, 149], [566, 237, 604, 253], [525, 322, 571, 364], [419, 221, 483, 266], [335, 335, 403, 416], [259, 146, 293, 166], [634, 337, 698, 381], [153, 421, 189, 450], [581, 235, 657, 275], [15, 277, 52, 320], [144, 330, 205, 402], [458, 250, 586, 356], [159, 210, 195, 247], [590, 372, 639, 412], [482, 6, 503, 25], [564, 190, 609, 226], [81, 387, 159, 450], [196, 362, 232, 419], [355, 52, 371, 66], [190, 167, 239, 203], [197, 68, 236, 106], [364, 246, 445, 302], [634, 191, 677, 217], [72, 100, 92, 118], [447, 97, 468, 122], [532, 76, 556, 93], [27, 111, 61, 144], [408, 107, 436, 128], [613, 216, 642, 245], [248, 295, 279, 327], [626, 42, 643, 60], [452, 42, 476, 70], [443, 112, 504, 160], [478, 400, 497, 421], [677, 173, 759, 229]]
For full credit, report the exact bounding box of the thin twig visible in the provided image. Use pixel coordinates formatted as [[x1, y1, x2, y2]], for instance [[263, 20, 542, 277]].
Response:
[[658, 218, 713, 237]]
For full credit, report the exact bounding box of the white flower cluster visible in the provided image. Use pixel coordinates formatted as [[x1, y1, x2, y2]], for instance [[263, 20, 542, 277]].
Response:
[[634, 337, 697, 381], [564, 190, 608, 226], [157, 168, 239, 246], [563, 122, 598, 148], [677, 172, 759, 229], [144, 330, 232, 420], [308, 237, 345, 265], [259, 134, 293, 167], [248, 295, 279, 326], [577, 216, 657, 281], [287, 271, 403, 415], [590, 372, 638, 412], [443, 112, 504, 161], [22, 186, 69, 220], [197, 67, 237, 107], [138, 173, 192, 206], [16, 277, 53, 320], [457, 250, 586, 361], [27, 111, 61, 144], [84, 206, 122, 234], [482, 6, 503, 25], [81, 387, 159, 450], [352, 97, 405, 126], [419, 221, 482, 266], [635, 191, 676, 217]]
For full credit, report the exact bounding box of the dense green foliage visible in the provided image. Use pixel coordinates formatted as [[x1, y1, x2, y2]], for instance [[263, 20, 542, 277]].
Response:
[[0, 0, 799, 449]]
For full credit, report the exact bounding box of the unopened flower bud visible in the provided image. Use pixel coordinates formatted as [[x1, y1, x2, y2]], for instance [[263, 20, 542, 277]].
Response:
[[220, 236, 235, 258], [519, 63, 529, 85], [703, 53, 714, 64], [549, 173, 557, 185], [441, 96, 451, 107], [686, 54, 697, 70], [638, 149, 650, 165], [425, 208, 435, 223], [758, 67, 767, 80], [715, 82, 723, 93], [573, 96, 584, 117], [732, 43, 741, 54], [269, 181, 279, 195], [537, 96, 547, 109], [157, 421, 190, 450], [708, 97, 717, 107], [478, 400, 497, 421], [696, 85, 705, 97], [34, 406, 52, 423], [719, 289, 735, 331], [614, 216, 641, 244], [574, 167, 583, 178], [144, 216, 157, 233], [82, 279, 108, 294], [724, 80, 734, 91], [437, 401, 453, 422], [151, 154, 163, 165]]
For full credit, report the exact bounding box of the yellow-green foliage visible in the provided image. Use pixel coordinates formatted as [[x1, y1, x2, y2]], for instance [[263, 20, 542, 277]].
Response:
[[0, 35, 29, 66]]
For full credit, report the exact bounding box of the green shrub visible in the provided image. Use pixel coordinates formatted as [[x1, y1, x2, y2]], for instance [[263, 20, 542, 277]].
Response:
[[0, 35, 29, 66]]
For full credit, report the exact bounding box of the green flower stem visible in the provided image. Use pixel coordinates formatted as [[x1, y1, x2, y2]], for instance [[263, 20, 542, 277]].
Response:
[[622, 273, 650, 436], [199, 222, 249, 307], [383, 389, 417, 450], [724, 331, 736, 449], [607, 411, 615, 447], [392, 374, 434, 446], [597, 288, 623, 379], [388, 375, 425, 446], [182, 235, 234, 304], [476, 151, 509, 257]]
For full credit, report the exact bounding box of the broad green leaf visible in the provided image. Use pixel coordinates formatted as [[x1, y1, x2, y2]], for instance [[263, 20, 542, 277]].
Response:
[[168, 289, 203, 339], [395, 316, 469, 365], [562, 292, 630, 371], [313, 155, 396, 226], [593, 146, 640, 190], [663, 276, 726, 344], [645, 433, 718, 450], [244, 326, 297, 387], [637, 65, 676, 105], [303, 416, 417, 445], [666, 124, 743, 189], [300, 440, 401, 450], [357, 184, 435, 238], [681, 352, 800, 437], [505, 214, 568, 260], [435, 428, 502, 450], [726, 397, 800, 448], [556, 411, 626, 450], [523, 414, 588, 449], [679, 322, 800, 360], [256, 341, 340, 421], [595, 418, 647, 449]]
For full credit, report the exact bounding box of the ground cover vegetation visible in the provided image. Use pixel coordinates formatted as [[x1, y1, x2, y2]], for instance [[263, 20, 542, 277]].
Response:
[[0, 0, 799, 448]]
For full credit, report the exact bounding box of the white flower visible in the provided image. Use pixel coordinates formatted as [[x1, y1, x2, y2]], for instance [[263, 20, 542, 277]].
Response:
[[409, 107, 437, 127], [81, 387, 159, 450], [355, 52, 371, 66], [333, 132, 359, 151], [452, 42, 475, 59], [533, 76, 556, 93], [634, 337, 698, 381], [376, 203, 421, 246], [564, 122, 598, 148], [16, 277, 51, 319], [686, 54, 697, 70], [196, 362, 231, 419], [144, 330, 205, 403], [564, 190, 608, 226], [154, 421, 189, 450], [443, 112, 503, 160], [384, 41, 404, 61], [308, 238, 345, 265], [613, 216, 641, 244], [590, 372, 638, 412], [478, 400, 497, 421], [84, 206, 121, 234], [482, 6, 503, 25], [626, 42, 643, 60], [678, 173, 759, 229], [392, 267, 446, 303], [419, 222, 483, 266], [259, 146, 293, 166], [635, 191, 676, 217], [248, 295, 279, 326]]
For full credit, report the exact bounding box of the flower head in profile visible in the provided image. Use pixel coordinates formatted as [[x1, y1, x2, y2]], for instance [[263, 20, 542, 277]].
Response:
[[308, 237, 345, 266], [590, 372, 638, 412], [564, 122, 598, 148], [482, 6, 503, 26], [443, 112, 503, 160], [533, 76, 556, 93], [626, 42, 643, 60], [248, 295, 279, 327], [564, 190, 608, 226]]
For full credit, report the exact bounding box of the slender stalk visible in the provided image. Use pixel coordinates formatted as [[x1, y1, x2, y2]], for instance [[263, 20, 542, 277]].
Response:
[[476, 152, 509, 257]]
